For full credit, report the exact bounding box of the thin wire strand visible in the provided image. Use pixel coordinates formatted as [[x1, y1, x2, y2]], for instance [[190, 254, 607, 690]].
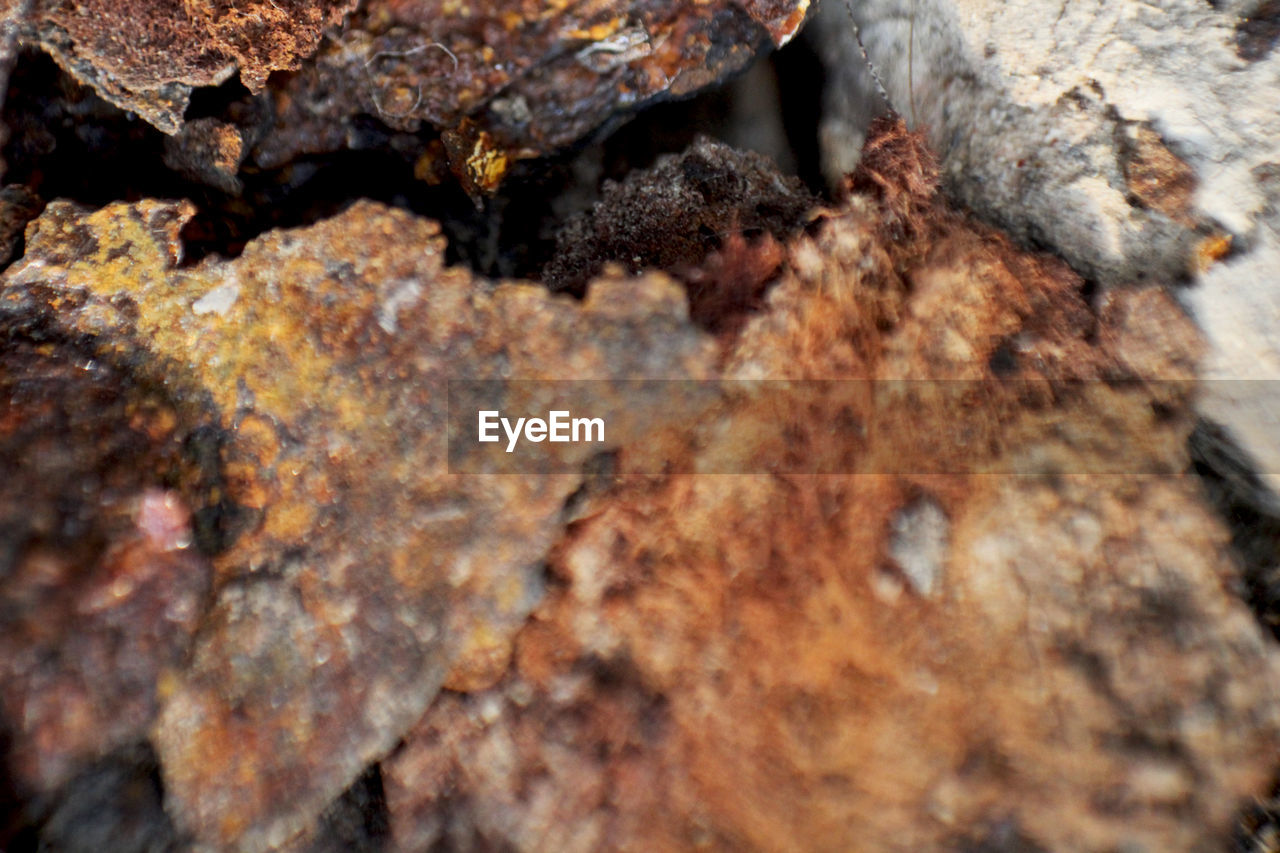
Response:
[[908, 0, 918, 128], [841, 0, 894, 113]]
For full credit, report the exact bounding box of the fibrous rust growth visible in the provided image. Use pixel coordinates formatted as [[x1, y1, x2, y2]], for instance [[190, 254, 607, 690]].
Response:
[[1, 119, 1278, 853], [544, 136, 814, 335], [388, 120, 1279, 852]]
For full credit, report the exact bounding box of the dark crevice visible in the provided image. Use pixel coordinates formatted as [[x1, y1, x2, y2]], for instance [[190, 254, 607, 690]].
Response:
[[1189, 419, 1280, 641], [1237, 0, 1280, 61], [302, 763, 391, 853], [771, 27, 828, 194], [7, 742, 185, 853], [4, 45, 818, 282], [183, 74, 255, 122]]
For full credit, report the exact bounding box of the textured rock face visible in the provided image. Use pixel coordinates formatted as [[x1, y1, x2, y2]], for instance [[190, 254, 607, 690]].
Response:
[[814, 0, 1280, 509], [240, 0, 813, 194], [0, 198, 715, 850], [10, 0, 812, 192]]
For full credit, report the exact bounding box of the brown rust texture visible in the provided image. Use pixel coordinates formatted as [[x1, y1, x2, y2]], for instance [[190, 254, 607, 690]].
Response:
[[23, 0, 357, 133], [543, 136, 813, 301], [162, 118, 249, 196], [1121, 125, 1199, 228], [0, 197, 715, 849], [0, 337, 213, 801], [382, 121, 1280, 852], [0, 184, 41, 266]]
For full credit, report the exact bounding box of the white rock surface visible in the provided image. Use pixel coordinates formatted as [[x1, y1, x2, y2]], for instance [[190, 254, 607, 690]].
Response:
[[814, 0, 1280, 503]]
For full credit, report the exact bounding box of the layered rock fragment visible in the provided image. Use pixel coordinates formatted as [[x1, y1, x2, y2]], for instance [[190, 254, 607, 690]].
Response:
[[18, 0, 357, 134], [0, 197, 715, 850]]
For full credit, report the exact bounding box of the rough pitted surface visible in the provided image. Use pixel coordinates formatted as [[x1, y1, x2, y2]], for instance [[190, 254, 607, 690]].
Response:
[[0, 198, 716, 851], [814, 0, 1280, 509]]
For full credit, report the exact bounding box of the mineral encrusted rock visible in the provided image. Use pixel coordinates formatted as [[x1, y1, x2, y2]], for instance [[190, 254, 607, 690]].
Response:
[[0, 197, 715, 850], [3, 122, 1279, 851], [162, 119, 249, 196], [815, 0, 1280, 509], [253, 0, 810, 190]]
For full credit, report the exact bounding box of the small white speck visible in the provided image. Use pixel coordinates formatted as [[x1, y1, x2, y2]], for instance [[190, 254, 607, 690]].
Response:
[[192, 281, 240, 316], [889, 497, 949, 597], [378, 279, 423, 334]]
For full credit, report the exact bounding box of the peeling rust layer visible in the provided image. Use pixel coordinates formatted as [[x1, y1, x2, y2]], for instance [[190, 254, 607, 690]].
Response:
[[0, 198, 716, 850], [22, 0, 357, 133]]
